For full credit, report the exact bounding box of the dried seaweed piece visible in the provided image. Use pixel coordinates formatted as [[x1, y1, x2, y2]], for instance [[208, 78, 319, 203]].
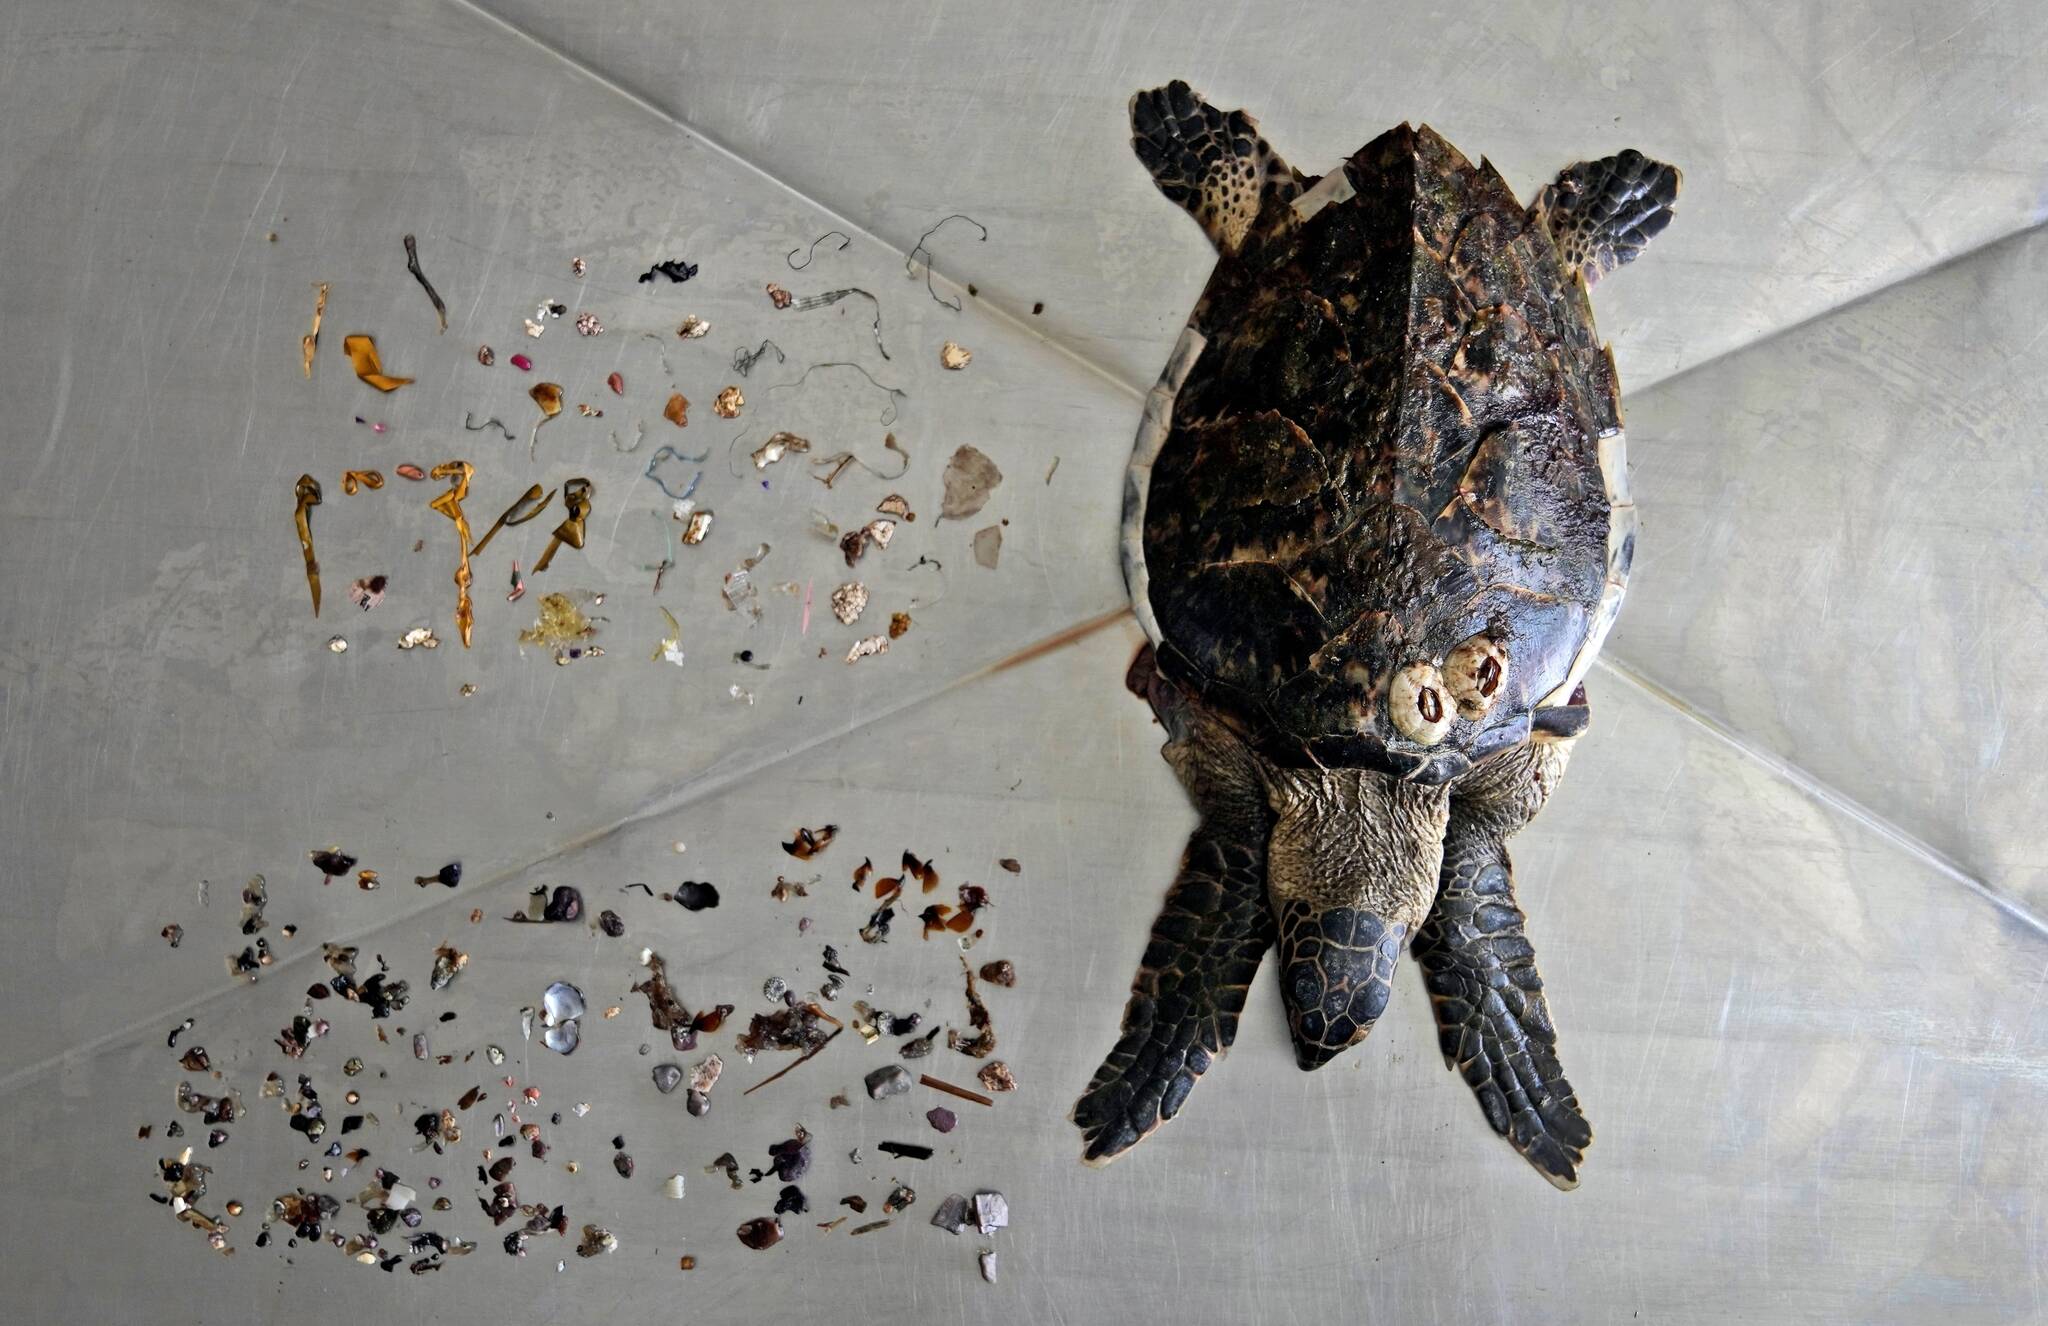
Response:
[[736, 1217, 782, 1249], [904, 851, 939, 894], [342, 334, 414, 391], [403, 234, 447, 333], [631, 950, 732, 1051], [292, 475, 323, 616], [733, 339, 786, 377], [663, 391, 689, 428], [527, 382, 564, 459], [939, 340, 972, 370], [532, 477, 591, 572], [905, 214, 987, 311], [878, 1142, 932, 1161], [750, 1126, 812, 1183], [713, 385, 744, 418], [941, 446, 1003, 520], [739, 1003, 832, 1059], [638, 259, 699, 284], [948, 956, 997, 1059], [467, 483, 553, 560], [774, 1185, 808, 1215], [973, 524, 1003, 569], [787, 231, 850, 269], [782, 825, 838, 859], [426, 460, 476, 648], [518, 591, 602, 663], [672, 881, 720, 911]]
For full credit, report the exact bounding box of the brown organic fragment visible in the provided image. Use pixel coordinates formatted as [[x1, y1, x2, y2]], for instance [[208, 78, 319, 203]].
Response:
[[782, 825, 838, 860], [301, 282, 329, 377], [342, 334, 414, 391], [663, 392, 690, 427], [947, 956, 997, 1059]]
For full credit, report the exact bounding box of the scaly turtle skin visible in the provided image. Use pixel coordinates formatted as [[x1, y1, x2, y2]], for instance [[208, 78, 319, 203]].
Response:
[[1076, 81, 1678, 1188]]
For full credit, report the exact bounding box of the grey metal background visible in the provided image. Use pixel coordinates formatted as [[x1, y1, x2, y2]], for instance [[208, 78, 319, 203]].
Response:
[[2, 0, 2044, 1321]]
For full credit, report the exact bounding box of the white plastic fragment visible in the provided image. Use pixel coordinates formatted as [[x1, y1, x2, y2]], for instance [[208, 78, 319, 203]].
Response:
[[663, 1174, 687, 1200], [846, 635, 889, 664], [973, 1190, 1008, 1235], [979, 1248, 998, 1283]]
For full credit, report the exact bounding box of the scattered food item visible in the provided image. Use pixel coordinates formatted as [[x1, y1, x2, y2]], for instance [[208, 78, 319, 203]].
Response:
[[639, 259, 699, 284], [941, 446, 1003, 520], [830, 582, 869, 625], [713, 385, 744, 418], [846, 635, 888, 664], [342, 334, 414, 391], [973, 525, 1003, 569], [403, 234, 448, 333], [939, 341, 972, 370]]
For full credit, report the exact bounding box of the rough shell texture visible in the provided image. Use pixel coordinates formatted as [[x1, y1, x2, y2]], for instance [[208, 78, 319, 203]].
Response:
[[1142, 124, 1629, 782]]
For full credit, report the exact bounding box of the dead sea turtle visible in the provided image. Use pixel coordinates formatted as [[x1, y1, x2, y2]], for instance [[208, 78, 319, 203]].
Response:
[[1074, 81, 1679, 1187]]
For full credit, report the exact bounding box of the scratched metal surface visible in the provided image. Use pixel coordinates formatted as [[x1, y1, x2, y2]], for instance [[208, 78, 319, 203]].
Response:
[[0, 0, 2044, 1322]]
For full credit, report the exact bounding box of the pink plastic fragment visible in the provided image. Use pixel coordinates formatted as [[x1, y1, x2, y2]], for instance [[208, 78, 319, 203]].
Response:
[[510, 353, 534, 372]]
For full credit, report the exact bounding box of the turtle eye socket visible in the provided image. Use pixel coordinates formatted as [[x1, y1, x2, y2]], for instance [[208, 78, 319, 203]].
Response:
[[1444, 635, 1510, 719], [1389, 662, 1453, 746]]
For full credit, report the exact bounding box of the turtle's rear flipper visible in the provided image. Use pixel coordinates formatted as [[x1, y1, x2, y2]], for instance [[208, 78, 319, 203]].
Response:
[[1415, 740, 1593, 1189], [1130, 80, 1298, 254], [1534, 149, 1681, 284], [1075, 649, 1274, 1165]]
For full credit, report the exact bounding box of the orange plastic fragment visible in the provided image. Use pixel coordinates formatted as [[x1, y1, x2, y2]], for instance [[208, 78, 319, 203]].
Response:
[[342, 334, 414, 392]]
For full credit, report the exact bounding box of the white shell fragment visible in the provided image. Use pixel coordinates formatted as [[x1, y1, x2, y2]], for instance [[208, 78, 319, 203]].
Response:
[[1388, 661, 1453, 745], [542, 981, 586, 1023], [542, 1020, 580, 1055], [1443, 634, 1510, 720], [830, 582, 869, 625]]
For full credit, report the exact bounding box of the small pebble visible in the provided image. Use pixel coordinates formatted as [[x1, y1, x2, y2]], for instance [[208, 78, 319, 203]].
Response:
[[652, 1063, 683, 1094], [865, 1065, 913, 1100], [926, 1107, 957, 1134]]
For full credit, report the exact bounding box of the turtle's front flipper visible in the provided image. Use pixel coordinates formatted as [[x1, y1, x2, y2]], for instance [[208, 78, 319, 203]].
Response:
[[1533, 149, 1681, 284], [1129, 80, 1299, 254], [1415, 728, 1592, 1188], [1074, 648, 1275, 1165]]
